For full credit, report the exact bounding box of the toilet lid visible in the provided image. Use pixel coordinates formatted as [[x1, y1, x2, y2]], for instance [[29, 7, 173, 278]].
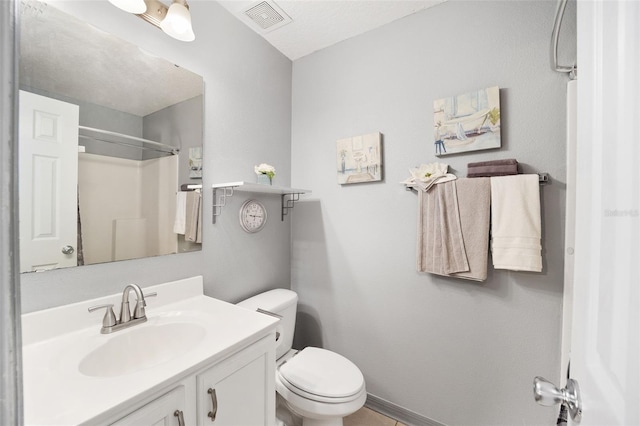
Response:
[[278, 347, 364, 399]]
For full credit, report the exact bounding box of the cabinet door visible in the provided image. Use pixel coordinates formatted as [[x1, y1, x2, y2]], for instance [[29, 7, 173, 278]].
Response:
[[197, 337, 275, 426], [111, 385, 187, 426]]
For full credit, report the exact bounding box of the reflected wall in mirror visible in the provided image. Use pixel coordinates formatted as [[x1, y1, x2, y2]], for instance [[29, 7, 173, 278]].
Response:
[[19, 0, 204, 273]]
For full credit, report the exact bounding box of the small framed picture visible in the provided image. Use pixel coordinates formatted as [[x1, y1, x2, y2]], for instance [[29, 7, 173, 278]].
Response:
[[433, 86, 501, 156], [336, 132, 382, 185]]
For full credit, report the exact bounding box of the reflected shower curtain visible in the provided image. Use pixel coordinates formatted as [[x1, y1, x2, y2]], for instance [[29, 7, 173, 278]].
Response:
[[77, 190, 84, 266]]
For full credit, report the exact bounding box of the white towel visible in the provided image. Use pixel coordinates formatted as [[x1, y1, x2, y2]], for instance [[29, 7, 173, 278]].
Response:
[[173, 192, 187, 235], [490, 174, 542, 272]]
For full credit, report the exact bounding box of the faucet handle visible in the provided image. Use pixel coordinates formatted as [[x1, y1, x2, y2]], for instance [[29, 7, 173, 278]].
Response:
[[88, 304, 117, 328], [132, 291, 157, 319]]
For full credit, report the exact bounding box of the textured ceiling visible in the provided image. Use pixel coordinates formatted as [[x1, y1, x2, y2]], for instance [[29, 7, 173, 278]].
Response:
[[19, 1, 445, 116], [20, 1, 203, 117], [216, 0, 447, 60]]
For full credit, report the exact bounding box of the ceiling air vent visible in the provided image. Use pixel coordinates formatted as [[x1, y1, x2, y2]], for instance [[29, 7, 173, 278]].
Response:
[[244, 0, 292, 33]]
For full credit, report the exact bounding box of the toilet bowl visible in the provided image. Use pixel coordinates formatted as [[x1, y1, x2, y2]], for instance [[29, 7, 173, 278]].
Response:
[[276, 347, 367, 426], [238, 289, 366, 426]]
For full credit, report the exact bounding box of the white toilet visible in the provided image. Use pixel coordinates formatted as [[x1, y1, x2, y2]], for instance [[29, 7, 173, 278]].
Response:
[[238, 289, 366, 426]]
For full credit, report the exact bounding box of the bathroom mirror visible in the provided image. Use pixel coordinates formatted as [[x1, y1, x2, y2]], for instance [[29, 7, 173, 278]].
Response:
[[18, 1, 204, 273]]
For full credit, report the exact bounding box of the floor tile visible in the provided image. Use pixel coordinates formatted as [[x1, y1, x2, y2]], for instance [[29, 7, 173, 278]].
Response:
[[344, 407, 397, 426]]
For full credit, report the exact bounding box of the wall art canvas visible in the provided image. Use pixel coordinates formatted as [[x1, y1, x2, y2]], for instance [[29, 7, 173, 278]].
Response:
[[433, 86, 501, 156], [336, 132, 382, 184]]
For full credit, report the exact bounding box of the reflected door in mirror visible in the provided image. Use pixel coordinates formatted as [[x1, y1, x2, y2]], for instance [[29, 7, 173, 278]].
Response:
[[19, 90, 79, 272]]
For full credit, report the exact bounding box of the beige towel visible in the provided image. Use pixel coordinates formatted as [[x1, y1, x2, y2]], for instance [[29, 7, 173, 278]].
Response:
[[450, 178, 491, 281], [490, 174, 542, 272], [185, 191, 202, 243], [417, 181, 469, 275]]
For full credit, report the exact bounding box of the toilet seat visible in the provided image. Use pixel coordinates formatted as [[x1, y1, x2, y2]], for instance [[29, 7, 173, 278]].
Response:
[[278, 347, 365, 404]]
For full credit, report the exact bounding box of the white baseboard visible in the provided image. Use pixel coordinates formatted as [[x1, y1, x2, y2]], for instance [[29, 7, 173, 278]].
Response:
[[365, 393, 446, 426]]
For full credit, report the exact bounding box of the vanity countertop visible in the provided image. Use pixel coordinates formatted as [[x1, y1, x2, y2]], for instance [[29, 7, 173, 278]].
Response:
[[21, 276, 278, 425]]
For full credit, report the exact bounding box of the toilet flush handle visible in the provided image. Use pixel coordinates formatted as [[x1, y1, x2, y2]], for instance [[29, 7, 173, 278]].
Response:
[[256, 308, 282, 318], [255, 309, 283, 341]]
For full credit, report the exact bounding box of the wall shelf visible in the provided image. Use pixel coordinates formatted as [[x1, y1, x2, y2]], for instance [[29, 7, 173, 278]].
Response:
[[211, 181, 311, 223]]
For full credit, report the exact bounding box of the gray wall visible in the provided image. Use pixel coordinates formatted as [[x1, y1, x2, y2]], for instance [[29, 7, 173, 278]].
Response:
[[143, 95, 203, 185], [290, 1, 574, 425], [20, 0, 292, 312]]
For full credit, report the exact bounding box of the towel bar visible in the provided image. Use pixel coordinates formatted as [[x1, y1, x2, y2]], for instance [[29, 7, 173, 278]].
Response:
[[405, 173, 550, 192]]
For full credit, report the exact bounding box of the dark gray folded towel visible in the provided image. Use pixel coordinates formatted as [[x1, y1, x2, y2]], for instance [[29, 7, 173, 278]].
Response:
[[467, 159, 518, 177]]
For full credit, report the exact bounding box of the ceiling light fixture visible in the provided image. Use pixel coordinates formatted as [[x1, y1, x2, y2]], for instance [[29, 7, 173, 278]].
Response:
[[160, 0, 195, 42], [108, 0, 196, 42]]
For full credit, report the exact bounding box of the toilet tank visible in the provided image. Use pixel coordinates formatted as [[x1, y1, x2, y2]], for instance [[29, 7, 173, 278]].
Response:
[[237, 289, 298, 360]]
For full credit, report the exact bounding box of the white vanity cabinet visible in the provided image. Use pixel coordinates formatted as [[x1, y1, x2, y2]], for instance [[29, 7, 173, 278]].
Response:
[[196, 335, 275, 426], [111, 385, 190, 426], [22, 277, 280, 426], [110, 334, 276, 426]]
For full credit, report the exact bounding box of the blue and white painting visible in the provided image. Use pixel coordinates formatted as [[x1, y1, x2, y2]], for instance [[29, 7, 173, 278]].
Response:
[[336, 132, 382, 184], [433, 86, 501, 156]]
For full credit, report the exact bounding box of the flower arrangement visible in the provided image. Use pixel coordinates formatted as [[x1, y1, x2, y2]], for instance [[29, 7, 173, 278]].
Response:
[[255, 163, 276, 185], [255, 163, 276, 179]]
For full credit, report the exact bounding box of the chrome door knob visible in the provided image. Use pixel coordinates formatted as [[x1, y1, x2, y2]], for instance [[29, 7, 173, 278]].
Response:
[[61, 245, 75, 255], [533, 376, 582, 422]]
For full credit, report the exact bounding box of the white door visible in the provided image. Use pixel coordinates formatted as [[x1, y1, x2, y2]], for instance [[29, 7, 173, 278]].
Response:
[[19, 90, 79, 272], [543, 1, 640, 424]]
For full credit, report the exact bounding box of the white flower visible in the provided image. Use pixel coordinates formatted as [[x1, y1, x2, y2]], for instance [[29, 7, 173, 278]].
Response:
[[401, 162, 456, 191], [255, 163, 276, 178], [409, 163, 448, 181]]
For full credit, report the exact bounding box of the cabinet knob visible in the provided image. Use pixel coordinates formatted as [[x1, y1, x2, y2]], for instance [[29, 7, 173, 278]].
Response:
[[207, 388, 218, 422]]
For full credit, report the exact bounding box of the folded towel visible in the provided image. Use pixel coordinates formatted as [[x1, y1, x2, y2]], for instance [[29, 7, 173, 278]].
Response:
[[417, 181, 469, 275], [467, 159, 518, 177], [490, 174, 542, 272], [409, 173, 457, 192], [401, 163, 457, 192], [450, 178, 491, 281], [173, 192, 187, 235], [185, 191, 202, 243]]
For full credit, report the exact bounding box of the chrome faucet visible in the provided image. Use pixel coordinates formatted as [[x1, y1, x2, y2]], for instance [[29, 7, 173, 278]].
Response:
[[88, 284, 156, 334]]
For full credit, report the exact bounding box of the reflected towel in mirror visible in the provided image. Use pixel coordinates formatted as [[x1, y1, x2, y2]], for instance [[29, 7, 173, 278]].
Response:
[[185, 191, 202, 244], [173, 192, 187, 234]]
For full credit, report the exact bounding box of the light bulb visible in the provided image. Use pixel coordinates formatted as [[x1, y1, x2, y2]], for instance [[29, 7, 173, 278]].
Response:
[[160, 1, 195, 42]]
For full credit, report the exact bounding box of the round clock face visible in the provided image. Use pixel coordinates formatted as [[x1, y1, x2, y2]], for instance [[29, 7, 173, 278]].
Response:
[[239, 199, 267, 233]]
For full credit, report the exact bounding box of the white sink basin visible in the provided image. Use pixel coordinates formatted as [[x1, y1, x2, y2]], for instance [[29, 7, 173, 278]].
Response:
[[79, 321, 206, 377]]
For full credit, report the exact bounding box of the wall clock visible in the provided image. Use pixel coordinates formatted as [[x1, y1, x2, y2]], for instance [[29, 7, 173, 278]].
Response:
[[239, 199, 267, 233]]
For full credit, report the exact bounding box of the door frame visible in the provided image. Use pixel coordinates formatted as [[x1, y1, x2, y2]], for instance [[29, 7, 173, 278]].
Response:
[[0, 0, 23, 424]]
